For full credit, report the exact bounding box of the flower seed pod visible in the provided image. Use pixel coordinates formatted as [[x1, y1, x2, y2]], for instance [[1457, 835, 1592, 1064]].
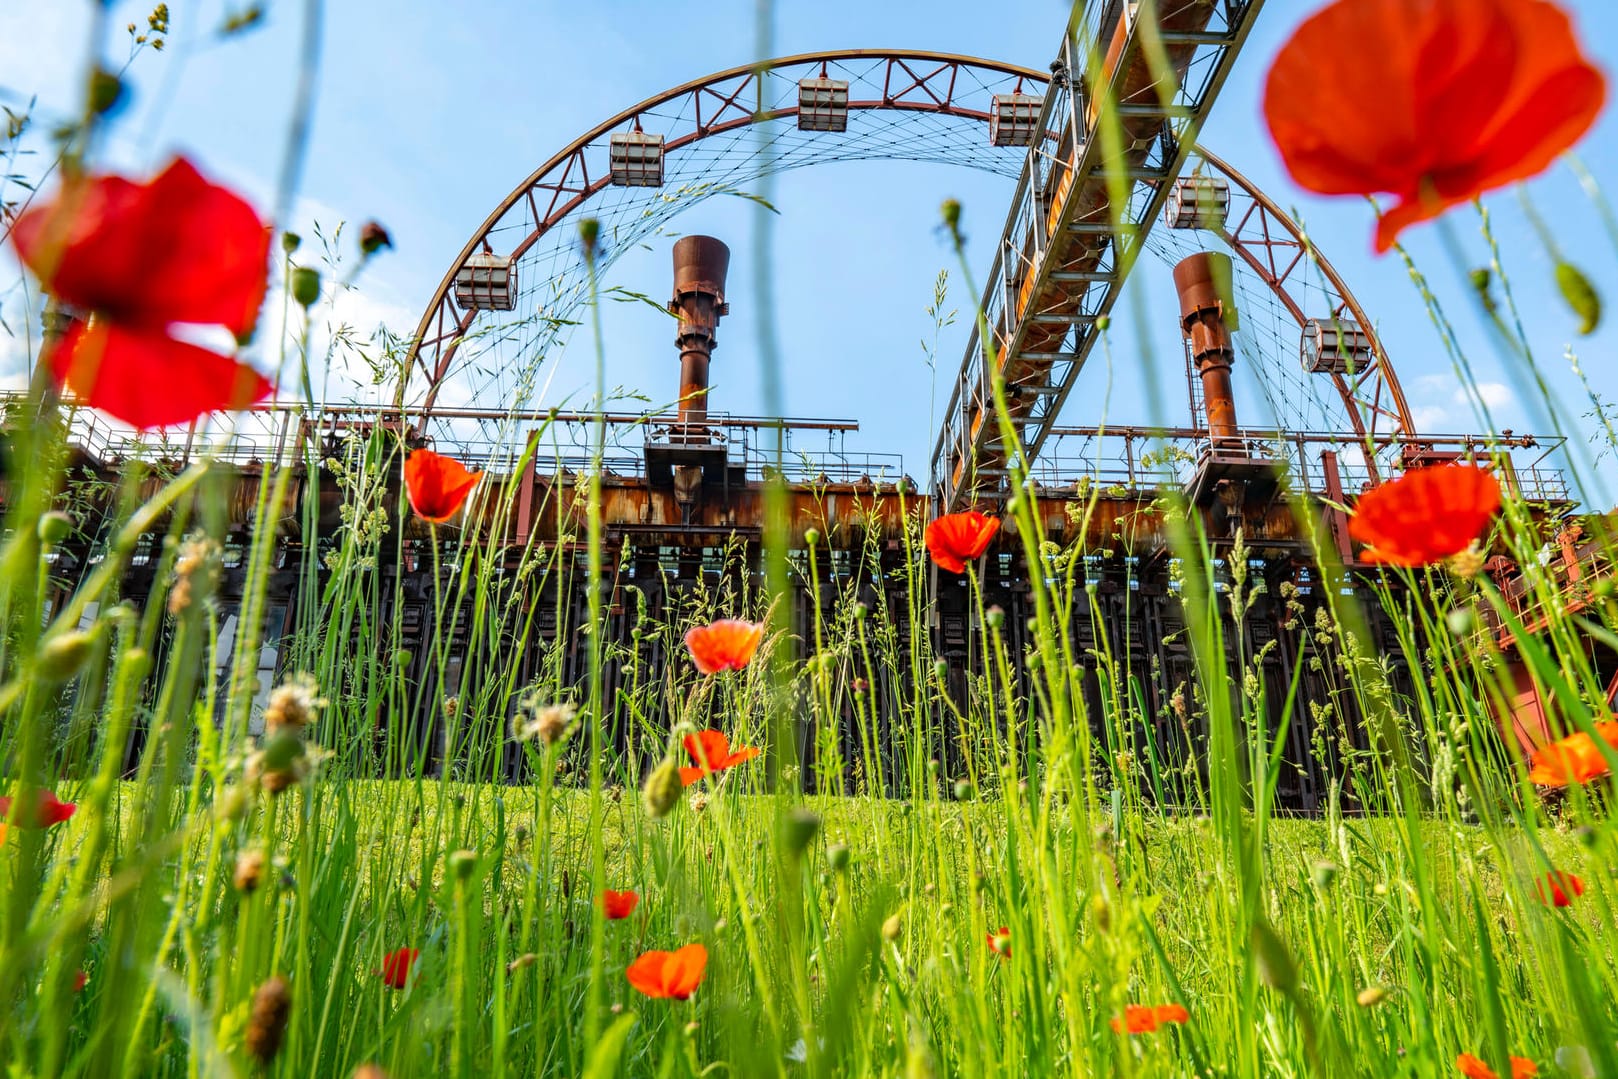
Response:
[[244, 975, 291, 1065], [642, 759, 684, 819], [36, 510, 73, 546], [1556, 261, 1601, 335], [291, 266, 321, 308], [782, 808, 821, 857], [37, 631, 95, 683], [804, 527, 821, 547], [448, 849, 478, 881], [827, 843, 851, 872], [235, 848, 266, 893]]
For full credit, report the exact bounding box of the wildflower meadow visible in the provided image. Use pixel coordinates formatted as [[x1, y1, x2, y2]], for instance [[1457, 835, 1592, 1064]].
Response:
[[2, 1, 1618, 1077]]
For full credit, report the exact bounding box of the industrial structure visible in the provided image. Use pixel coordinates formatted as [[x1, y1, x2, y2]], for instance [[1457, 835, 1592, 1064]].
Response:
[[10, 4, 1614, 809]]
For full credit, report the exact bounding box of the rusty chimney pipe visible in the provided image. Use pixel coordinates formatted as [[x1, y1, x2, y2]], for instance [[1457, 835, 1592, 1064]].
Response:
[[1173, 252, 1240, 446], [669, 236, 730, 436]]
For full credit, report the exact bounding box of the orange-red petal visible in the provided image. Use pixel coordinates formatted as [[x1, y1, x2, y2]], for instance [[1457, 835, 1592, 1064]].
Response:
[[1527, 731, 1611, 787], [683, 619, 765, 674], [378, 947, 418, 990], [1264, 0, 1606, 253], [46, 319, 272, 431], [1536, 870, 1585, 907], [0, 790, 77, 829], [404, 448, 483, 523], [925, 512, 1000, 575], [602, 889, 639, 920], [627, 942, 708, 1000], [1456, 1054, 1538, 1079], [1349, 464, 1501, 567], [12, 156, 270, 336]]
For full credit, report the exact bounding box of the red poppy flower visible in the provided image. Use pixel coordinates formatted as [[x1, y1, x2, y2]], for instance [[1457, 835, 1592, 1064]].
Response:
[[0, 790, 78, 828], [625, 942, 707, 1000], [602, 889, 639, 920], [683, 619, 764, 674], [1536, 870, 1585, 907], [73, 970, 88, 993], [403, 449, 482, 523], [1264, 0, 1606, 253], [986, 927, 1011, 958], [1111, 1002, 1191, 1034], [1348, 464, 1501, 566], [376, 947, 419, 990], [1456, 1052, 1538, 1079], [925, 511, 1000, 574], [1527, 728, 1614, 787], [679, 729, 761, 785], [10, 156, 274, 428]]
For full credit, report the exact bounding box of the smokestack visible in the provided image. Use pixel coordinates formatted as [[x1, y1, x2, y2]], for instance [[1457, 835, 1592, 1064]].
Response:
[[1173, 252, 1240, 446], [669, 235, 730, 436]]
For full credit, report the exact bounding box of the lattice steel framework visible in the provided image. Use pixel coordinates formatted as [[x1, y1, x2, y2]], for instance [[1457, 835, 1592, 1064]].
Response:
[[404, 42, 1415, 487]]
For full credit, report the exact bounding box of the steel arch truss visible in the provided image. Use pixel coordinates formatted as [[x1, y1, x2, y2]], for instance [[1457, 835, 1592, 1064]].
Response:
[[405, 51, 1047, 418]]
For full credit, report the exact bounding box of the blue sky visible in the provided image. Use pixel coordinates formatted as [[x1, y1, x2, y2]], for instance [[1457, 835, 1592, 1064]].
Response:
[[2, 1, 1616, 505]]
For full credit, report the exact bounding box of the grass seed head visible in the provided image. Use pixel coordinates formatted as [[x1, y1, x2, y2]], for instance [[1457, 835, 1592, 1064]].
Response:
[[244, 976, 291, 1065]]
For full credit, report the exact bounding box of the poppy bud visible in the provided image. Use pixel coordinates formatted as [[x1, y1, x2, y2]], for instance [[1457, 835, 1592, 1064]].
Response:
[[578, 217, 600, 256], [954, 780, 974, 801], [781, 807, 820, 857], [827, 843, 850, 872], [38, 630, 95, 683], [235, 848, 266, 892], [395, 649, 413, 668], [88, 67, 126, 116], [1310, 861, 1338, 888], [940, 199, 961, 235], [984, 606, 1004, 630], [927, 759, 940, 777], [933, 660, 948, 681], [642, 759, 684, 819], [281, 232, 302, 254], [882, 913, 903, 942], [1469, 267, 1497, 314], [37, 510, 73, 546], [448, 849, 477, 880], [359, 220, 393, 256], [804, 527, 821, 547], [1555, 261, 1601, 335], [1095, 314, 1110, 332], [1355, 985, 1388, 1007], [1090, 893, 1110, 932], [244, 975, 291, 1064], [291, 266, 321, 308], [854, 602, 869, 621]]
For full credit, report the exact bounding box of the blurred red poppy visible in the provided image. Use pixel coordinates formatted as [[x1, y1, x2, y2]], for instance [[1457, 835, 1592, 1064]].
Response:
[[1111, 1003, 1190, 1034], [0, 790, 77, 828], [679, 729, 761, 785], [1348, 464, 1501, 566], [1456, 1052, 1538, 1079], [1536, 870, 1585, 907], [625, 942, 707, 1000], [986, 927, 1011, 958], [1527, 728, 1614, 787], [72, 970, 88, 993], [10, 157, 274, 428], [377, 947, 419, 990], [925, 511, 1000, 574], [403, 449, 482, 523], [1265, 0, 1606, 253], [683, 619, 764, 674], [602, 889, 639, 920]]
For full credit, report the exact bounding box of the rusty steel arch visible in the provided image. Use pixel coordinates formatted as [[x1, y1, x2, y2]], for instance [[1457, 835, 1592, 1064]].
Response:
[[404, 51, 1415, 470], [1185, 146, 1415, 460], [405, 50, 1048, 415]]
